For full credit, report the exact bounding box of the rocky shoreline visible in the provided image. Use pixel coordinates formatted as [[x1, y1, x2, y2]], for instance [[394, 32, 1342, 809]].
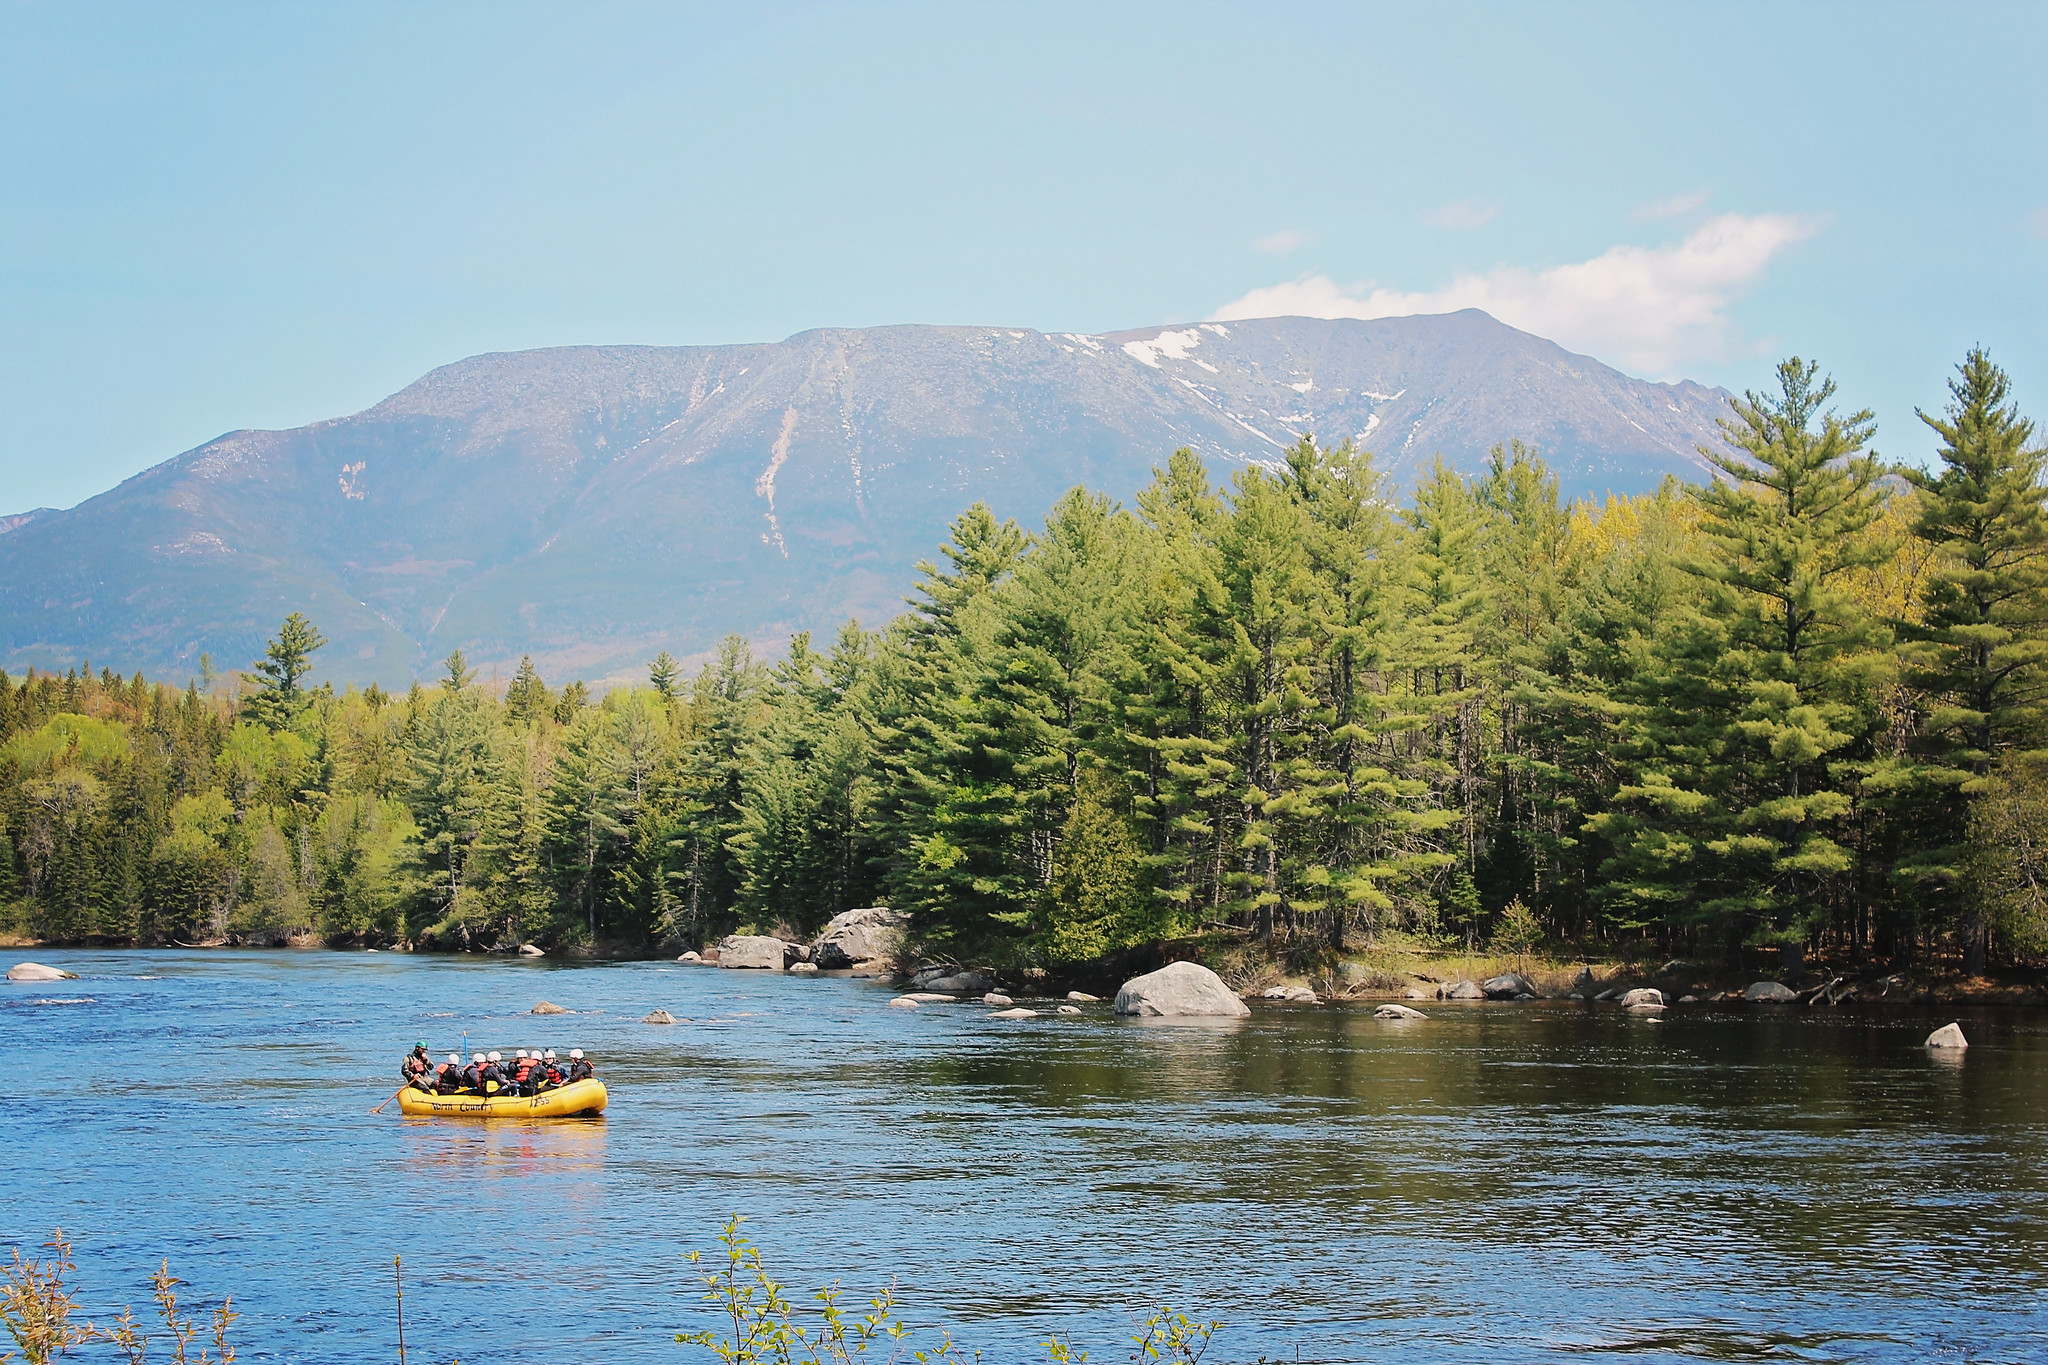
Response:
[[8, 910, 2041, 1009]]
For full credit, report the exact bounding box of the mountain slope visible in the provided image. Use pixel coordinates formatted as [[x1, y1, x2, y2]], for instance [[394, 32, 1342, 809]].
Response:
[[0, 311, 1732, 686]]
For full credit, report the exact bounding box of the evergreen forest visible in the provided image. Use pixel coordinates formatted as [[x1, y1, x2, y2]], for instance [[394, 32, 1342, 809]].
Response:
[[6, 352, 2048, 975]]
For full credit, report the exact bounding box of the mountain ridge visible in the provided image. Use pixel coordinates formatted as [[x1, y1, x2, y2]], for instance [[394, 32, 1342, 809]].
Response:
[[0, 311, 1734, 687]]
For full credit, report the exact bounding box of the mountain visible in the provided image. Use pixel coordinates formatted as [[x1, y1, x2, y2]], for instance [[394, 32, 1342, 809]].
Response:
[[0, 310, 1733, 687]]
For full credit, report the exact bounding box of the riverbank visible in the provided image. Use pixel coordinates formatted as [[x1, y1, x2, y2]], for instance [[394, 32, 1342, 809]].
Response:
[[12, 927, 2041, 1007]]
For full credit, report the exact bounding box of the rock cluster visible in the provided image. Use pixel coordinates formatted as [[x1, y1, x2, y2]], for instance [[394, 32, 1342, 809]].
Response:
[[1482, 972, 1537, 1000]]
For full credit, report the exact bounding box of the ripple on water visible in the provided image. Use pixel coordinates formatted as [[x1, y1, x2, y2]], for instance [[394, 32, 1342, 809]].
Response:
[[8, 948, 2048, 1365]]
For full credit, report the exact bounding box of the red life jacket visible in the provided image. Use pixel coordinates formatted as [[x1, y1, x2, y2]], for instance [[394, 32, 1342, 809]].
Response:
[[512, 1057, 534, 1082]]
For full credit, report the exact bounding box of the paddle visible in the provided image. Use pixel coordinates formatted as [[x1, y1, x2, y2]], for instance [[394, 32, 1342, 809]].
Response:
[[369, 1081, 414, 1115]]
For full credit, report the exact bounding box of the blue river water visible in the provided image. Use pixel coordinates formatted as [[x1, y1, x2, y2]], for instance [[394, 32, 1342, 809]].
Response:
[[4, 949, 2045, 1364]]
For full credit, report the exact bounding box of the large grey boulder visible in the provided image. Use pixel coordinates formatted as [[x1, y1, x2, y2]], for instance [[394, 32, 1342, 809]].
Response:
[[1620, 987, 1666, 1010], [518, 944, 545, 957], [1375, 1003, 1427, 1020], [1440, 980, 1487, 1001], [1114, 961, 1250, 1018], [914, 971, 991, 994], [788, 962, 820, 975], [811, 908, 908, 969], [989, 1007, 1040, 1020], [1482, 972, 1537, 1000], [1925, 1022, 1969, 1049], [1744, 981, 1798, 1003], [531, 1000, 571, 1015], [7, 962, 78, 982], [718, 935, 792, 971], [642, 1009, 676, 1024]]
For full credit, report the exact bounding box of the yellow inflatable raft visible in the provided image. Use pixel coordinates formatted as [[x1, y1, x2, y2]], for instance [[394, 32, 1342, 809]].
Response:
[[396, 1078, 607, 1119]]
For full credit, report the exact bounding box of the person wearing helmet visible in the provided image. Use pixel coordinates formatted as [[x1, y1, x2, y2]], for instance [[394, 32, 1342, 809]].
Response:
[[460, 1052, 486, 1092], [510, 1049, 540, 1096], [566, 1048, 594, 1083], [401, 1041, 432, 1086], [480, 1051, 510, 1095], [434, 1053, 464, 1094], [538, 1050, 562, 1089]]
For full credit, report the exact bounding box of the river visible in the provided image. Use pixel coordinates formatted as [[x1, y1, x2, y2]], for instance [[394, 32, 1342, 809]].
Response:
[[4, 949, 2044, 1363]]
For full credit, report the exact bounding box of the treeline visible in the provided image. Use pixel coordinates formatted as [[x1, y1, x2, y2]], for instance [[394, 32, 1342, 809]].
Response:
[[5, 350, 2048, 972]]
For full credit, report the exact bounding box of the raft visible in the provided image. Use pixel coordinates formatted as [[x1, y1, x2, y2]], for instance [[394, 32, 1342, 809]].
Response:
[[395, 1078, 607, 1119]]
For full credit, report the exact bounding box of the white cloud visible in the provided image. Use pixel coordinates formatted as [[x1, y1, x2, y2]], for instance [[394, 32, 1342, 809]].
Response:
[[1422, 201, 1498, 230], [1251, 228, 1311, 255], [1631, 189, 1710, 222], [1208, 211, 1825, 375]]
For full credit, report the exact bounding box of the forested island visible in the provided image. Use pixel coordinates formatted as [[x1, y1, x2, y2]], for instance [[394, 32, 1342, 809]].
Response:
[[4, 353, 2046, 982]]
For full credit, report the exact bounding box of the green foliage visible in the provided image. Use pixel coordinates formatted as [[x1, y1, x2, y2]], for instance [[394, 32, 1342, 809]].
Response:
[[3, 714, 130, 771], [677, 1216, 975, 1365], [5, 348, 2048, 969]]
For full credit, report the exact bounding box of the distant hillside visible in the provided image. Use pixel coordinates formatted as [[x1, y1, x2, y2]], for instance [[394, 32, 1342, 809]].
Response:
[[0, 311, 1732, 686]]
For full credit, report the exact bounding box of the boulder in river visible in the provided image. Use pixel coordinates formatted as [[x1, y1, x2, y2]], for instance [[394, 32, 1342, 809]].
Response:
[[1114, 961, 1250, 1018], [1925, 1022, 1968, 1049], [1056, 1005, 1082, 1015], [903, 992, 959, 1003], [531, 1001, 570, 1015], [915, 972, 990, 994], [1066, 991, 1099, 1002], [642, 1009, 676, 1025], [788, 961, 820, 975], [1620, 988, 1666, 1010], [1440, 980, 1486, 1001], [518, 944, 545, 957], [1375, 1004, 1427, 1020], [677, 951, 703, 963], [810, 907, 908, 970], [887, 996, 922, 1010], [717, 934, 792, 971], [7, 962, 79, 982], [984, 992, 1014, 1006], [1744, 981, 1798, 1003], [1482, 972, 1537, 1000], [989, 1007, 1039, 1019], [1259, 985, 1318, 1002]]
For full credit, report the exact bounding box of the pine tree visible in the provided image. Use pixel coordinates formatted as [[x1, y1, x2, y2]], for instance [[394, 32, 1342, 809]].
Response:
[[1893, 348, 2048, 968], [1603, 359, 1890, 965], [505, 655, 551, 726], [242, 613, 326, 731], [650, 651, 681, 702]]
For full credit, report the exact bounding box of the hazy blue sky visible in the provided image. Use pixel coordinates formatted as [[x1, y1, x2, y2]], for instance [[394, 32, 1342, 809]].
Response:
[[3, 1, 2044, 510]]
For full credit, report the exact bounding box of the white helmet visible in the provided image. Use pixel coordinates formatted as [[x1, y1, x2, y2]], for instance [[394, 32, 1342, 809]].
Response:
[[471, 1053, 485, 1063], [544, 1050, 557, 1060], [514, 1049, 526, 1059], [447, 1054, 460, 1065], [487, 1051, 501, 1062], [569, 1049, 583, 1060]]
